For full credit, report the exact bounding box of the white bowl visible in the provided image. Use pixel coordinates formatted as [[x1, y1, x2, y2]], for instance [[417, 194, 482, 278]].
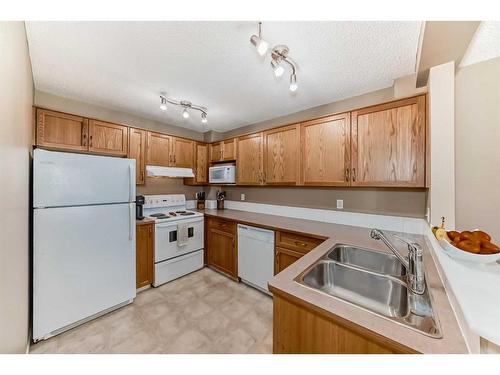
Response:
[[439, 239, 500, 264]]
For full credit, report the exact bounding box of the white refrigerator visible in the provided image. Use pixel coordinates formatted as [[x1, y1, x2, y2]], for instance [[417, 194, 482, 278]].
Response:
[[33, 149, 136, 341]]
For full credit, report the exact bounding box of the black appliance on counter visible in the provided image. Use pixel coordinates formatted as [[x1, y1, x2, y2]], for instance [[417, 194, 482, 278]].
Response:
[[136, 195, 145, 220]]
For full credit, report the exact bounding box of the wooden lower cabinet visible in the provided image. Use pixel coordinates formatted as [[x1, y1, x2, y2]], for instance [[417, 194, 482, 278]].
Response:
[[136, 222, 154, 289], [275, 247, 304, 275], [272, 293, 416, 354], [206, 218, 237, 278], [275, 230, 325, 274]]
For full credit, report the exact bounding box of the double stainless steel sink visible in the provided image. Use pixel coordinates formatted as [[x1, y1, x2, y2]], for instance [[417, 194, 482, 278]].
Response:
[[296, 244, 442, 338]]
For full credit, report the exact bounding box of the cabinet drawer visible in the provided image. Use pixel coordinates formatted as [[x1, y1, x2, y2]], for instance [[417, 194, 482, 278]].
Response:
[[276, 231, 324, 254], [207, 217, 236, 234]]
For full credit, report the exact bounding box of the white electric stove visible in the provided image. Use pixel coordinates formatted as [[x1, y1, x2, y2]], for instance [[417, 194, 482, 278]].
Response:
[[143, 194, 204, 287]]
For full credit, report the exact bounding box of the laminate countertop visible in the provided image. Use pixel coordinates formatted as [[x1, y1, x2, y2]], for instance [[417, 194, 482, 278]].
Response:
[[201, 208, 469, 354]]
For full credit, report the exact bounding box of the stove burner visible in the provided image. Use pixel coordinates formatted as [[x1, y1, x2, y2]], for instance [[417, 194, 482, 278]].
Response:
[[150, 213, 170, 219]]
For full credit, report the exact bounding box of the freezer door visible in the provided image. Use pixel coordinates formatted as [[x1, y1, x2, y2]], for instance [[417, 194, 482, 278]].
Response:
[[33, 203, 136, 341], [34, 148, 135, 207]]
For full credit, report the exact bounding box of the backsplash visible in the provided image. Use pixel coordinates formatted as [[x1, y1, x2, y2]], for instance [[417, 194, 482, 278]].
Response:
[[206, 185, 427, 218], [137, 177, 201, 198]]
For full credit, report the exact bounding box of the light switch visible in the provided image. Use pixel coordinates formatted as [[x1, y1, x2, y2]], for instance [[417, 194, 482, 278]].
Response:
[[336, 199, 343, 209], [241, 193, 246, 201]]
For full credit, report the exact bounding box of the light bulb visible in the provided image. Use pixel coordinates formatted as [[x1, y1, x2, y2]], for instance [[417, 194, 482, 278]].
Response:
[[160, 97, 167, 111], [289, 74, 298, 92], [182, 108, 190, 119], [271, 60, 284, 77], [250, 35, 269, 56]]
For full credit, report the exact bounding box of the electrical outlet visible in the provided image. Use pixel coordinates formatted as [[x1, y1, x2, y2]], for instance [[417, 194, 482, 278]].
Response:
[[241, 193, 246, 201], [336, 199, 344, 209]]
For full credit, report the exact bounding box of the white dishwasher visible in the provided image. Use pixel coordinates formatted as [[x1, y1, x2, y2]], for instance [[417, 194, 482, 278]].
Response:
[[237, 224, 274, 294]]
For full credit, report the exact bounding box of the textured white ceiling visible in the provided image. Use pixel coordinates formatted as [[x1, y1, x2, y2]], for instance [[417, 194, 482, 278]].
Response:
[[26, 21, 421, 132], [460, 21, 500, 68]]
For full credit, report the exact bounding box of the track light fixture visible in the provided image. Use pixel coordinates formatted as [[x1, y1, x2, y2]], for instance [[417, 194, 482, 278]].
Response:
[[250, 21, 269, 56], [250, 22, 299, 92], [159, 97, 167, 111], [159, 94, 207, 125]]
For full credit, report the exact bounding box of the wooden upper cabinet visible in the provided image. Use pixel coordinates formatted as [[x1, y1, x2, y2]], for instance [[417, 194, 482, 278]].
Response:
[[351, 96, 426, 187], [88, 119, 128, 156], [221, 138, 236, 161], [209, 142, 222, 162], [36, 109, 89, 151], [172, 137, 194, 168], [264, 124, 300, 185], [301, 113, 351, 186], [146, 131, 172, 167], [128, 127, 146, 185], [237, 133, 264, 185], [185, 142, 208, 185], [209, 138, 237, 162]]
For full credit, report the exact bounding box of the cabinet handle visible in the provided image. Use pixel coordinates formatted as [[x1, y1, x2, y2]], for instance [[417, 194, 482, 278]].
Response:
[[345, 168, 350, 182], [352, 168, 356, 182]]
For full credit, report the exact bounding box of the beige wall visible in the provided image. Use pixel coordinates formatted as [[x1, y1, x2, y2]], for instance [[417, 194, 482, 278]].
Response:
[[137, 177, 201, 199], [455, 56, 500, 241], [34, 90, 204, 141], [206, 186, 427, 218], [0, 22, 33, 353], [428, 61, 456, 228]]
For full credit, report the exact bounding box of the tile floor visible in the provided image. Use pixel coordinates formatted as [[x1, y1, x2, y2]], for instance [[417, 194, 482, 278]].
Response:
[[30, 267, 273, 354]]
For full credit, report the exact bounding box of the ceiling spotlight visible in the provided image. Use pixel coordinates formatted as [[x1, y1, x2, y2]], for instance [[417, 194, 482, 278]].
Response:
[[159, 97, 167, 111], [201, 113, 207, 124], [182, 108, 190, 119], [250, 22, 269, 56], [289, 74, 298, 92], [271, 59, 284, 77]]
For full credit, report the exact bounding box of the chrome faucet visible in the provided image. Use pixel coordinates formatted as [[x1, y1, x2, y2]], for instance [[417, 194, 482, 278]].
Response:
[[370, 229, 426, 295]]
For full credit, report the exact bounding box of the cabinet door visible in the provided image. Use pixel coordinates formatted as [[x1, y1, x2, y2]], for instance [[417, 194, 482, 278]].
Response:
[[128, 128, 146, 185], [88, 120, 128, 156], [136, 223, 153, 289], [222, 138, 236, 161], [301, 113, 351, 186], [36, 109, 89, 151], [210, 142, 222, 162], [275, 247, 304, 275], [237, 133, 264, 185], [146, 131, 172, 167], [264, 124, 300, 185], [208, 228, 237, 278], [172, 137, 194, 168], [351, 96, 425, 187]]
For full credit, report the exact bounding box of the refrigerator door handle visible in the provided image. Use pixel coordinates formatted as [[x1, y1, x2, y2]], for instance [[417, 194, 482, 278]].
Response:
[[128, 164, 134, 202], [129, 203, 134, 241]]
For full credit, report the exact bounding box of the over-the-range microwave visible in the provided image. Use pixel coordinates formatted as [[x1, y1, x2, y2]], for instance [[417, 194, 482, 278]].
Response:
[[209, 164, 236, 184]]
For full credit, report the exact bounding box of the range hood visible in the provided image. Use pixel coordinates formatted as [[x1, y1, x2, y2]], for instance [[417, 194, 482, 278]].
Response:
[[146, 165, 194, 178]]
